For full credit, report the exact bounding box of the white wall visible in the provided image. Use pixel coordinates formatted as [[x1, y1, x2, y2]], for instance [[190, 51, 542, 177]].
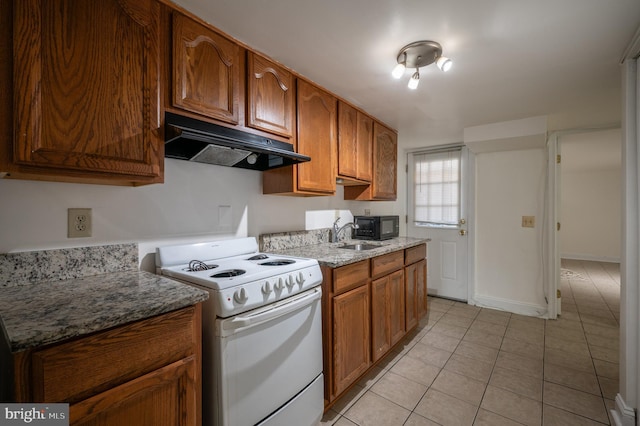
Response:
[[560, 169, 621, 261], [0, 159, 402, 271], [473, 148, 547, 315]]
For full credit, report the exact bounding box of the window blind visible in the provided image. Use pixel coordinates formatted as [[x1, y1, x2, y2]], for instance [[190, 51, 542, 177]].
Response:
[[413, 148, 461, 226]]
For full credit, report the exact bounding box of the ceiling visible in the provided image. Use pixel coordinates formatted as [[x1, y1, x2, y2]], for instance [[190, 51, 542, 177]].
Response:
[[172, 0, 640, 149]]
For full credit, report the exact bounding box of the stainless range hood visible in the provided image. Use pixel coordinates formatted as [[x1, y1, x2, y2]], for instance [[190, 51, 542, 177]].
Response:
[[164, 112, 310, 171]]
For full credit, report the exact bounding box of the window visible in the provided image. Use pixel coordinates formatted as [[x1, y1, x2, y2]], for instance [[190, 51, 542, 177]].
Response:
[[411, 148, 461, 227]]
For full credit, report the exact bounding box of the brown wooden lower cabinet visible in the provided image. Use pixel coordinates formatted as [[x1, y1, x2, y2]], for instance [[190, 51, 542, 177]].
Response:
[[7, 305, 202, 426], [371, 269, 405, 363], [332, 285, 370, 397], [324, 244, 427, 409], [405, 258, 427, 329]]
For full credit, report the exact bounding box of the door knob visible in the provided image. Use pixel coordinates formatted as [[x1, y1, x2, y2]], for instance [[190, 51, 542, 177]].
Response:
[[459, 229, 467, 236], [459, 219, 466, 225]]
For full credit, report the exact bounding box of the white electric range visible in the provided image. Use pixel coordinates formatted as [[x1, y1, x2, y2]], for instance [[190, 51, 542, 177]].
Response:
[[156, 237, 324, 426]]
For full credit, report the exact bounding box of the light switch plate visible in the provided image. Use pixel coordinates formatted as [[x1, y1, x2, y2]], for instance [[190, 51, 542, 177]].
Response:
[[522, 216, 535, 228]]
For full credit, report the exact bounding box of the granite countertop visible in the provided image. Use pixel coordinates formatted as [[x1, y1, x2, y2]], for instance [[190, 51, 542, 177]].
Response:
[[0, 270, 208, 352], [0, 244, 209, 353], [268, 236, 429, 268]]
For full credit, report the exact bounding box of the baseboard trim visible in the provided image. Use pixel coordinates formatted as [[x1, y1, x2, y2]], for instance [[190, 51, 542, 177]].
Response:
[[470, 294, 547, 317], [561, 253, 621, 263], [610, 393, 636, 426]]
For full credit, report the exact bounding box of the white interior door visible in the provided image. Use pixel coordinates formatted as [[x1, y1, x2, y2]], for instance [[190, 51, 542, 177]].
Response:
[[407, 147, 470, 301]]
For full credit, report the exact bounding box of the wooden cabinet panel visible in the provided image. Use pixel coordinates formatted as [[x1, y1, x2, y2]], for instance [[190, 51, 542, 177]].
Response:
[[10, 305, 202, 426], [371, 276, 390, 362], [247, 52, 294, 138], [333, 260, 369, 295], [356, 112, 373, 182], [405, 244, 427, 266], [417, 259, 428, 320], [406, 258, 427, 330], [337, 102, 373, 183], [371, 269, 405, 362], [333, 285, 370, 397], [12, 0, 162, 184], [31, 307, 197, 403], [70, 357, 196, 426], [389, 270, 405, 346], [172, 12, 242, 124], [371, 122, 397, 200], [296, 79, 337, 194], [343, 120, 397, 201], [337, 102, 358, 179], [405, 262, 418, 330], [371, 251, 404, 279]]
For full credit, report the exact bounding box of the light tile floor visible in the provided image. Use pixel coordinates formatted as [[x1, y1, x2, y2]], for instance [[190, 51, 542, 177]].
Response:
[[320, 260, 620, 426]]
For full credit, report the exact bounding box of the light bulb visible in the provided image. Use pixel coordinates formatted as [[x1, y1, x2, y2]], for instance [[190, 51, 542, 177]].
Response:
[[408, 70, 420, 90], [436, 56, 452, 72], [246, 153, 258, 164], [392, 62, 406, 79]]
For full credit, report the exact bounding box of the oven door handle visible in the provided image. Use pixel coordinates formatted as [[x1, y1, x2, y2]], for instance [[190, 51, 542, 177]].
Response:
[[223, 287, 322, 332]]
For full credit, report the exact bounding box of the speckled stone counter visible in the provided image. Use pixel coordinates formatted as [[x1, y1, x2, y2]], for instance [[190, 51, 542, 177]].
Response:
[[0, 245, 208, 352], [260, 230, 429, 268]]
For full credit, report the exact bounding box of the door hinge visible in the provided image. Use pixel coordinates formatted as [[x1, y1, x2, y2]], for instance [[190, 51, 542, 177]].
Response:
[[557, 222, 561, 231], [405, 215, 408, 224], [557, 289, 561, 298], [556, 154, 561, 164], [405, 164, 409, 173]]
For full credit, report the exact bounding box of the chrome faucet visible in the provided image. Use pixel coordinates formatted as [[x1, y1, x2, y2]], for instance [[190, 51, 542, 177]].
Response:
[[332, 217, 359, 243]]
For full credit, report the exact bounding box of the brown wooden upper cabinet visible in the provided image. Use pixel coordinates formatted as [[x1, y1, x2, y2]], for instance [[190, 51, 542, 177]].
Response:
[[344, 121, 397, 200], [171, 12, 243, 125], [247, 52, 295, 138], [337, 102, 373, 183], [263, 79, 336, 195], [8, 0, 163, 185]]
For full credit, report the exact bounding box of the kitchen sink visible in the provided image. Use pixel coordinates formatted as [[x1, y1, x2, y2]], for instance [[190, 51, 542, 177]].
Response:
[[338, 243, 383, 251]]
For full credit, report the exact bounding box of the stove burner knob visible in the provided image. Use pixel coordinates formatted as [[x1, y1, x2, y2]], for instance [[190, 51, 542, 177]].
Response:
[[261, 281, 272, 295], [275, 278, 284, 291], [286, 275, 295, 289], [233, 288, 248, 304], [296, 272, 305, 285]]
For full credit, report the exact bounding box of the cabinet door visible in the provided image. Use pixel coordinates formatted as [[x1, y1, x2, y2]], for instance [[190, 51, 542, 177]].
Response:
[[389, 269, 406, 346], [337, 102, 373, 183], [337, 102, 358, 179], [247, 52, 294, 138], [416, 259, 428, 320], [13, 0, 162, 182], [372, 122, 397, 200], [405, 262, 418, 330], [172, 12, 241, 124], [356, 112, 373, 181], [333, 285, 370, 396], [296, 79, 337, 194], [70, 358, 197, 426], [371, 276, 391, 362]]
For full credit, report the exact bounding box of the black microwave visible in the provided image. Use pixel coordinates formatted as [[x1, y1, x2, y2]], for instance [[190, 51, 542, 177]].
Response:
[[353, 215, 400, 240]]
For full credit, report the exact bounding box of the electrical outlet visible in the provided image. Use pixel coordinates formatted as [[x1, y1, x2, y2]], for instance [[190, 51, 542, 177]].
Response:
[[522, 216, 535, 228], [68, 208, 92, 238]]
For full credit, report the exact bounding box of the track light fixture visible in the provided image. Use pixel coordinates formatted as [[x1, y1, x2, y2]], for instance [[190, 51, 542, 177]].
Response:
[[392, 40, 452, 89]]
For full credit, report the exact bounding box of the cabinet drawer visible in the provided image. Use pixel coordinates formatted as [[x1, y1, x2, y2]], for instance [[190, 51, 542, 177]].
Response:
[[334, 260, 369, 295], [371, 251, 404, 279], [31, 306, 198, 403], [405, 244, 426, 265]]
